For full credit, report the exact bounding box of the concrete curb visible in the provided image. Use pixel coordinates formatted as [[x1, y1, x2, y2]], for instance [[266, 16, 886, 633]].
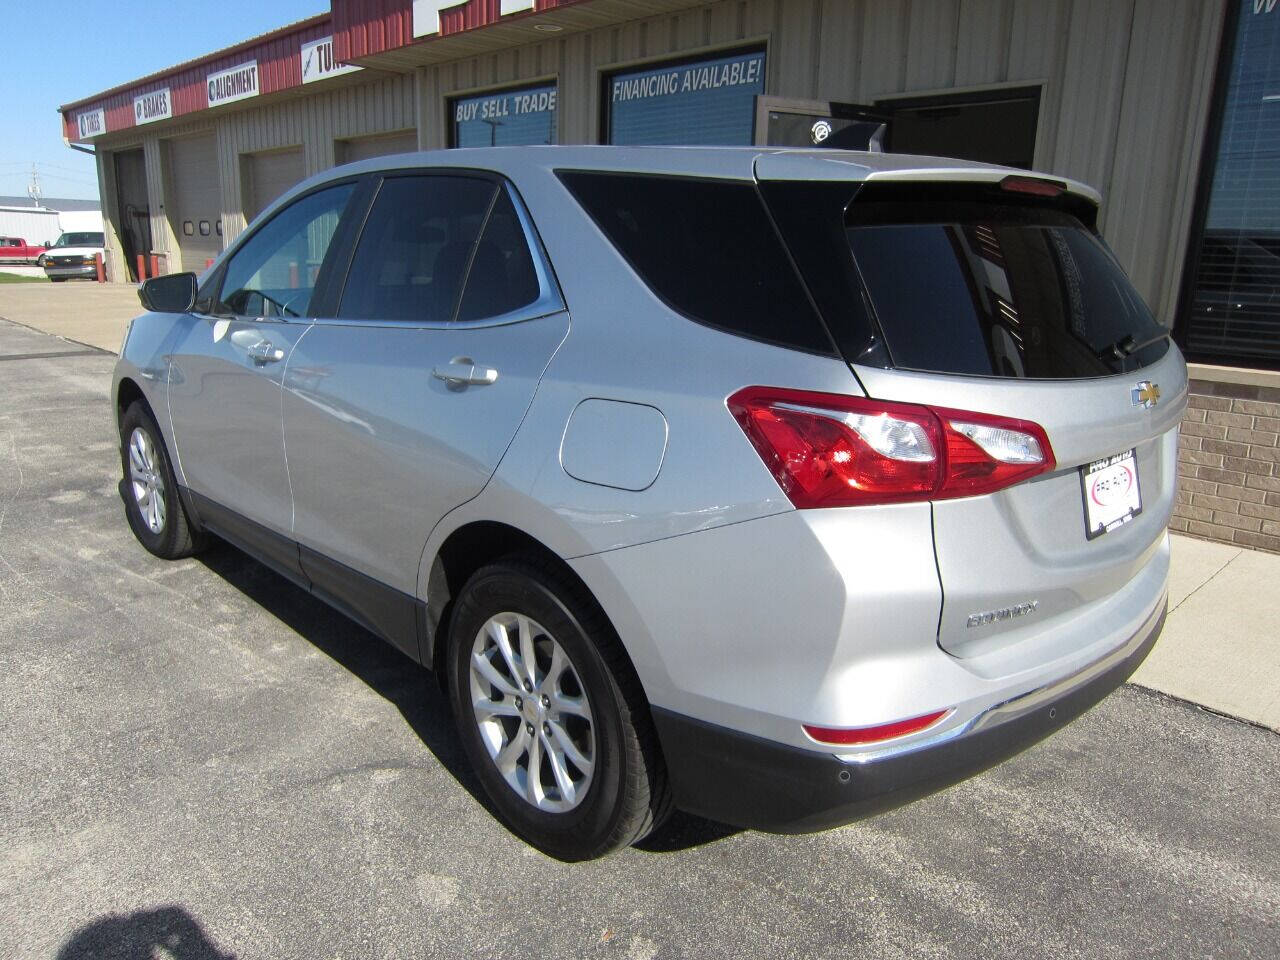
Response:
[[1129, 533, 1280, 731]]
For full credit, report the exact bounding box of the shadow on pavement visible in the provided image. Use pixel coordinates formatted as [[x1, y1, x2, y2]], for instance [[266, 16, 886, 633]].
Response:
[[195, 539, 740, 855], [57, 905, 234, 960]]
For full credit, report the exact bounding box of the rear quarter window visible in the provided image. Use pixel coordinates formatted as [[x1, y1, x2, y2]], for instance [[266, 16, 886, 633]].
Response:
[[557, 171, 836, 356]]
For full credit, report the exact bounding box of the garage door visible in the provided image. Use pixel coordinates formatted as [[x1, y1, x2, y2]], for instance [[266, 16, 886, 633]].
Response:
[[114, 149, 150, 281], [168, 134, 222, 273], [338, 131, 419, 165], [246, 148, 305, 223]]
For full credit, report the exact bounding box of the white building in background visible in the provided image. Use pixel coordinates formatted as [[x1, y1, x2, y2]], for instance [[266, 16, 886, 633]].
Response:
[[0, 197, 102, 245]]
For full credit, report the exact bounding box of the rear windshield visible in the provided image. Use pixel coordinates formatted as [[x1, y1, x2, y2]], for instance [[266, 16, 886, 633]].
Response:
[[844, 195, 1169, 378]]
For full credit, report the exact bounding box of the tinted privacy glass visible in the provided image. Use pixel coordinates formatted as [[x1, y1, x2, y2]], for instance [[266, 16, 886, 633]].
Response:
[[559, 172, 834, 355], [339, 175, 497, 323], [218, 183, 354, 318], [846, 200, 1169, 378], [457, 187, 542, 322]]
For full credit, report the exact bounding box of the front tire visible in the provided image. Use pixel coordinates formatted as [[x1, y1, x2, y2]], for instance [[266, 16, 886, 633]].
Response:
[[446, 558, 670, 860], [119, 400, 203, 559]]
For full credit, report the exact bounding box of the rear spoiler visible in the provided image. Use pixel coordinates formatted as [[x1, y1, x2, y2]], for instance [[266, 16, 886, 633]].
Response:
[[752, 152, 1101, 207]]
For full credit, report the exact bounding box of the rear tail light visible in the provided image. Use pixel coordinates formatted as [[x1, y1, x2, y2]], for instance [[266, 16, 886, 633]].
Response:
[[803, 709, 950, 746], [728, 387, 1055, 508]]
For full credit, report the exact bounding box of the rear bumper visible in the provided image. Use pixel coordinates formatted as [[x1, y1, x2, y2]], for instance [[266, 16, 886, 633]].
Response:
[[652, 598, 1165, 833]]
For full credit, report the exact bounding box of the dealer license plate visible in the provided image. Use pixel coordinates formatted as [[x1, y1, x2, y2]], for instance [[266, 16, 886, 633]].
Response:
[[1081, 449, 1142, 540]]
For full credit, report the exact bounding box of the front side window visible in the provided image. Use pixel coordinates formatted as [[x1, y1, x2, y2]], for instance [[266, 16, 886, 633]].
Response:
[[218, 183, 355, 318], [604, 48, 766, 146], [451, 83, 558, 147], [337, 175, 498, 323]]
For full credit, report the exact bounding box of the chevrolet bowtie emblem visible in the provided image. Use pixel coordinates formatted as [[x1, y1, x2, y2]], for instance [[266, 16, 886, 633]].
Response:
[[1131, 381, 1161, 409]]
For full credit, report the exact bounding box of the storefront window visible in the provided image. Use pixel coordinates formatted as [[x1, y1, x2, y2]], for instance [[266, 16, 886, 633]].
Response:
[[451, 83, 557, 148], [1181, 1, 1280, 368], [604, 48, 766, 146]]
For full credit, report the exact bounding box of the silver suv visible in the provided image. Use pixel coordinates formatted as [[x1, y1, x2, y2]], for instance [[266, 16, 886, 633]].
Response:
[[114, 147, 1185, 860]]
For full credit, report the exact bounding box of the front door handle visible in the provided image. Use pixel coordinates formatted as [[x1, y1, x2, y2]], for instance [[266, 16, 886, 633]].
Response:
[[432, 357, 499, 386], [246, 339, 285, 364]]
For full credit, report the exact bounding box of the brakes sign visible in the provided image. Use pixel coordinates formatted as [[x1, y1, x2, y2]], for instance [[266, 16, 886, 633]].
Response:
[[1081, 449, 1142, 540]]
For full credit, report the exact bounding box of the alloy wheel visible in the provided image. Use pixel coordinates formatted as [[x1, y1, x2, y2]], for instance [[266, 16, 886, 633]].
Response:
[[127, 427, 167, 535], [468, 612, 595, 813]]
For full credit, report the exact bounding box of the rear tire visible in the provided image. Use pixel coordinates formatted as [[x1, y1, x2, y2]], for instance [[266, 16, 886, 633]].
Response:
[[446, 557, 671, 860], [119, 401, 203, 559]]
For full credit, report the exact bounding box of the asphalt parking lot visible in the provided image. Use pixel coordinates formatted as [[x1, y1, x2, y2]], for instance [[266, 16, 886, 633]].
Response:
[[1, 315, 1277, 959]]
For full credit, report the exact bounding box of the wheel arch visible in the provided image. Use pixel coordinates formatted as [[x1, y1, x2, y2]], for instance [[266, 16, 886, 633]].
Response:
[[423, 521, 642, 697], [115, 370, 201, 534], [115, 375, 150, 427]]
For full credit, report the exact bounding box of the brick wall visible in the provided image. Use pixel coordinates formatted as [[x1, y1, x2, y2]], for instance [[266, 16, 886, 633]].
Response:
[[1174, 379, 1280, 553]]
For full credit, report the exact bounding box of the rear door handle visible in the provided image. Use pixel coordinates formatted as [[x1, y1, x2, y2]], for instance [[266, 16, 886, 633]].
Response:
[[432, 357, 499, 386]]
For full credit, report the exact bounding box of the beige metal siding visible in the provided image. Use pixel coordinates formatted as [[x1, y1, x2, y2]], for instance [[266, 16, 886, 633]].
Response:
[[212, 73, 417, 245], [245, 148, 305, 221], [337, 130, 419, 164], [97, 149, 125, 283]]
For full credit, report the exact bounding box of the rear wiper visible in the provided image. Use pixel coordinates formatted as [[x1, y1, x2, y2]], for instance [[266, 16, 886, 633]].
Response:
[[1096, 331, 1169, 361]]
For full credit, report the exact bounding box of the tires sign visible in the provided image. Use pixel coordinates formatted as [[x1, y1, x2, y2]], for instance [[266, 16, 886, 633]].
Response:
[[77, 108, 106, 139]]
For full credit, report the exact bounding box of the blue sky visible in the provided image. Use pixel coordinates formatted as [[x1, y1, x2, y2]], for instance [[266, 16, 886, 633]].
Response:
[[0, 0, 327, 202]]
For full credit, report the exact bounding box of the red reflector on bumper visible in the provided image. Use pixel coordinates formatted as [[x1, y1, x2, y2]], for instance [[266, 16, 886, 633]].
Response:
[[803, 709, 949, 746]]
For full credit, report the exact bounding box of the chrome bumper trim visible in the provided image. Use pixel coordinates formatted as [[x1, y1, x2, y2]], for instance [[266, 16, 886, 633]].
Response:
[[838, 591, 1167, 765]]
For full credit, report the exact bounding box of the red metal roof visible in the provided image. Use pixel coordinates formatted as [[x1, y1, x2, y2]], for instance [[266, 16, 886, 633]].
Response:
[[59, 0, 596, 142], [60, 14, 335, 143], [331, 0, 590, 61]]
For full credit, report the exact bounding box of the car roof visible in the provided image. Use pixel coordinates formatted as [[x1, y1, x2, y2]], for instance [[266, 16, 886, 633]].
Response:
[[309, 145, 1100, 200]]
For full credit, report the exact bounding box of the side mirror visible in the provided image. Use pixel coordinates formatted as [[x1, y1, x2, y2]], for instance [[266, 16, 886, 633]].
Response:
[[138, 272, 197, 313]]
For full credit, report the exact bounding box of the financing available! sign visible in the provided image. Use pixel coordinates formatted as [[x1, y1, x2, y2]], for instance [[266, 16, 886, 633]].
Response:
[[610, 55, 764, 104], [77, 108, 106, 139], [608, 49, 766, 146], [301, 36, 361, 84], [133, 88, 172, 125], [207, 61, 260, 107]]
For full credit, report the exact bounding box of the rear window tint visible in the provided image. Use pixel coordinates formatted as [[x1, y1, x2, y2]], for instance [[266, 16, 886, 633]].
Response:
[[845, 197, 1168, 378], [457, 187, 541, 323], [338, 175, 496, 323], [557, 172, 835, 355]]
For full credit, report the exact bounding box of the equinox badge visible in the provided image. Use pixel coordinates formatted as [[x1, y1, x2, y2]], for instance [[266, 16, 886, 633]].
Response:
[[1131, 381, 1161, 410]]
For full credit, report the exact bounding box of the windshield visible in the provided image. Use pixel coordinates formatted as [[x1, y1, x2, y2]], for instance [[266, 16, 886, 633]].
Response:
[[844, 199, 1169, 378], [52, 232, 104, 248]]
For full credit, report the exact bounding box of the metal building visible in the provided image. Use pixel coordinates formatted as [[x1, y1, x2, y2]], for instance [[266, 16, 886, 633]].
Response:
[[58, 0, 1280, 550]]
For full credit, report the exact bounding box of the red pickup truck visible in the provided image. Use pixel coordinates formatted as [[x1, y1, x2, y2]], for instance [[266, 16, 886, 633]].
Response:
[[0, 237, 47, 265]]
